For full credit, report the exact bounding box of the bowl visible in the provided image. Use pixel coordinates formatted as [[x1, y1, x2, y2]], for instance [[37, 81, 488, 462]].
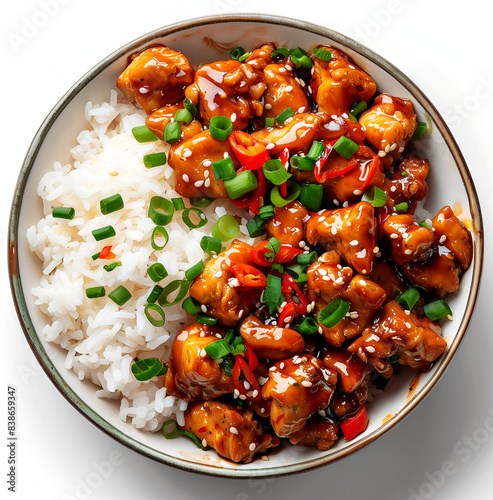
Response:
[[8, 14, 483, 477]]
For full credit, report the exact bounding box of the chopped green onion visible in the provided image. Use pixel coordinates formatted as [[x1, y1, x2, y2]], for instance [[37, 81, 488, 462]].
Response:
[[348, 113, 358, 123], [103, 261, 122, 272], [200, 235, 222, 255], [290, 155, 316, 171], [132, 125, 158, 143], [185, 261, 204, 281], [296, 272, 307, 283], [362, 186, 387, 208], [265, 116, 275, 127], [333, 136, 359, 159], [394, 202, 409, 213], [270, 180, 301, 207], [307, 140, 325, 161], [230, 46, 245, 60], [151, 225, 169, 251], [144, 303, 166, 327], [264, 237, 281, 262], [164, 121, 181, 144], [413, 121, 427, 140], [258, 204, 275, 219], [263, 274, 282, 315], [162, 419, 180, 439], [419, 219, 433, 230], [401, 171, 408, 177], [174, 108, 193, 125], [196, 313, 218, 325], [224, 329, 235, 344], [276, 107, 295, 124], [132, 357, 167, 381], [209, 116, 233, 140], [147, 285, 164, 304], [171, 198, 185, 211], [158, 280, 190, 307], [318, 298, 350, 328], [271, 47, 290, 59], [100, 193, 124, 215], [396, 286, 421, 311], [299, 183, 323, 211], [424, 300, 452, 321], [204, 339, 232, 359], [212, 156, 236, 181], [246, 215, 266, 238], [190, 197, 213, 208], [148, 263, 168, 282], [350, 101, 368, 116], [290, 47, 313, 68], [212, 215, 240, 241], [271, 263, 284, 274], [180, 429, 208, 450], [182, 207, 208, 229], [262, 159, 291, 185], [52, 207, 75, 220], [297, 251, 317, 266], [224, 170, 258, 199], [182, 296, 201, 315], [91, 252, 100, 260], [108, 285, 132, 306], [85, 286, 105, 299], [296, 316, 319, 336], [183, 98, 199, 119], [313, 47, 332, 61], [143, 152, 167, 168], [285, 262, 303, 278], [238, 51, 251, 62], [148, 196, 174, 225], [92, 225, 116, 241]]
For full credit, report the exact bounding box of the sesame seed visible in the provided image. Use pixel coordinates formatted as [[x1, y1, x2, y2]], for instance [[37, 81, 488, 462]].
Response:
[[390, 143, 397, 151], [405, 322, 412, 329], [269, 366, 276, 371], [373, 246, 380, 253], [439, 235, 447, 244], [202, 438, 207, 447], [194, 180, 204, 188], [285, 64, 293, 71], [266, 143, 275, 150], [343, 201, 349, 208], [239, 394, 247, 400], [200, 304, 208, 313], [404, 249, 413, 255], [252, 390, 259, 398], [384, 144, 391, 153], [349, 240, 358, 246], [402, 232, 409, 238], [447, 314, 454, 321], [353, 189, 362, 195], [285, 85, 294, 92], [230, 427, 238, 434], [378, 151, 387, 157], [398, 227, 406, 233], [215, 333, 222, 338], [278, 67, 286, 73], [318, 410, 326, 417], [139, 87, 149, 94], [261, 455, 269, 461], [390, 185, 397, 192], [279, 362, 285, 369], [204, 170, 210, 178], [318, 326, 323, 334], [183, 149, 192, 158], [331, 226, 338, 235], [215, 271, 223, 278], [284, 316, 293, 324], [224, 152, 228, 159], [333, 199, 340, 206], [390, 233, 399, 239], [204, 178, 211, 188], [203, 160, 212, 167], [264, 103, 272, 110], [298, 106, 306, 113], [182, 174, 190, 183], [399, 146, 405, 153], [200, 348, 207, 357], [360, 280, 367, 286], [301, 380, 313, 387], [249, 443, 256, 451], [366, 346, 375, 353], [244, 381, 251, 390]]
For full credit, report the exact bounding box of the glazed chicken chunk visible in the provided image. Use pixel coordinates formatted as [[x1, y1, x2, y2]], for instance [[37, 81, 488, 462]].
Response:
[[117, 46, 194, 114], [145, 103, 202, 142], [264, 201, 309, 247], [306, 201, 376, 274], [189, 240, 263, 326], [182, 401, 279, 463]]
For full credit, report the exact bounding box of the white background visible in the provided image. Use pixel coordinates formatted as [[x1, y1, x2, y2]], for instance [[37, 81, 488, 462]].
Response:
[[2, 1, 492, 499]]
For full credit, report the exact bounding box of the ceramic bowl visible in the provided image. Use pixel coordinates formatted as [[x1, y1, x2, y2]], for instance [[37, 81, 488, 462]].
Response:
[[8, 14, 483, 477]]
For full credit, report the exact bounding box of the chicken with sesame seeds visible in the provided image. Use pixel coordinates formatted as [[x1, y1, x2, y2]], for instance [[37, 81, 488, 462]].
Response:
[[145, 103, 202, 142], [181, 401, 280, 463], [295, 414, 339, 451], [359, 94, 417, 168], [264, 201, 309, 247], [189, 240, 263, 327], [117, 46, 194, 114]]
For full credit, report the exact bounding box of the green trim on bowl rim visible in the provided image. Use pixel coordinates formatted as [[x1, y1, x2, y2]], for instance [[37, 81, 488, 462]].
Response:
[[8, 13, 484, 478]]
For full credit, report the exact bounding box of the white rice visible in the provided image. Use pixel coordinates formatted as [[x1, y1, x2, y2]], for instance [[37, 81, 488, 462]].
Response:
[[27, 90, 257, 432]]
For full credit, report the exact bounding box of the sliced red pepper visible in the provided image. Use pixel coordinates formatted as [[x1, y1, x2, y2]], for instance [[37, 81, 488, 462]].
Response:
[[274, 245, 304, 264], [250, 240, 272, 266], [99, 245, 116, 260], [281, 272, 310, 315], [314, 139, 360, 183], [340, 405, 368, 441], [243, 340, 259, 371], [232, 263, 267, 288], [279, 147, 290, 198], [232, 355, 261, 402], [229, 131, 271, 170], [360, 155, 380, 190], [278, 302, 296, 327], [231, 167, 266, 214], [251, 241, 304, 267]]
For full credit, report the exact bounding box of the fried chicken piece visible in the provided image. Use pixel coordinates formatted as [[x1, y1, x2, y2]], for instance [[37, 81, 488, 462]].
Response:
[[264, 201, 309, 247], [295, 415, 339, 451], [145, 103, 202, 142], [323, 348, 372, 393], [330, 384, 369, 420]]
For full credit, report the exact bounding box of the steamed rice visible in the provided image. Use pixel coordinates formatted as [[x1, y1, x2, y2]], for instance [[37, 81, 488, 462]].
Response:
[[27, 90, 257, 431]]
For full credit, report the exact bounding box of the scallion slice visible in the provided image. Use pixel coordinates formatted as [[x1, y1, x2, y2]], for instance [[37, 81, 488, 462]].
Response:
[[212, 156, 236, 181], [204, 339, 232, 359], [264, 237, 281, 262], [265, 116, 275, 127], [147, 285, 164, 304], [196, 313, 218, 325], [276, 107, 295, 124], [424, 300, 452, 321], [171, 198, 185, 211], [182, 296, 201, 315], [313, 47, 332, 61], [271, 47, 290, 59], [230, 46, 245, 60], [296, 316, 319, 336], [307, 140, 325, 161], [270, 181, 301, 207], [258, 204, 275, 220], [108, 285, 132, 306], [246, 215, 266, 238], [209, 116, 233, 140], [162, 419, 180, 439], [143, 152, 167, 168], [290, 47, 313, 68], [132, 125, 158, 143], [394, 202, 409, 213], [297, 251, 317, 266], [333, 136, 359, 160], [164, 121, 181, 144], [185, 261, 204, 281], [144, 303, 166, 327], [413, 121, 427, 140], [132, 357, 167, 381], [224, 170, 258, 199], [362, 186, 387, 208], [211, 214, 240, 241], [182, 208, 208, 229], [174, 108, 193, 125], [85, 286, 105, 299], [158, 280, 190, 307], [100, 193, 124, 215], [190, 197, 213, 208], [318, 298, 350, 328], [350, 101, 368, 117], [290, 155, 316, 171], [183, 98, 199, 118], [147, 263, 168, 282], [200, 235, 222, 255], [396, 286, 421, 311], [263, 274, 282, 315], [238, 51, 251, 62], [103, 261, 122, 272], [148, 196, 175, 225], [151, 225, 169, 251], [262, 159, 291, 185], [92, 225, 116, 241], [52, 207, 75, 220], [299, 183, 323, 211]]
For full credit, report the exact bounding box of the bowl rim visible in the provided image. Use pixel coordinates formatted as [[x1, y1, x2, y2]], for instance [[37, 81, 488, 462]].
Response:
[[8, 13, 484, 478]]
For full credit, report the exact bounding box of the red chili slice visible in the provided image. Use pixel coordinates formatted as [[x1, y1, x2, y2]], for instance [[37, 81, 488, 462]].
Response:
[[251, 242, 304, 267], [278, 302, 296, 327], [99, 245, 116, 260], [361, 155, 381, 190], [314, 139, 360, 183], [340, 405, 369, 441], [281, 272, 310, 315], [243, 340, 259, 371], [274, 245, 304, 264], [250, 240, 272, 267], [232, 355, 262, 402], [232, 263, 267, 288], [229, 131, 271, 170]]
